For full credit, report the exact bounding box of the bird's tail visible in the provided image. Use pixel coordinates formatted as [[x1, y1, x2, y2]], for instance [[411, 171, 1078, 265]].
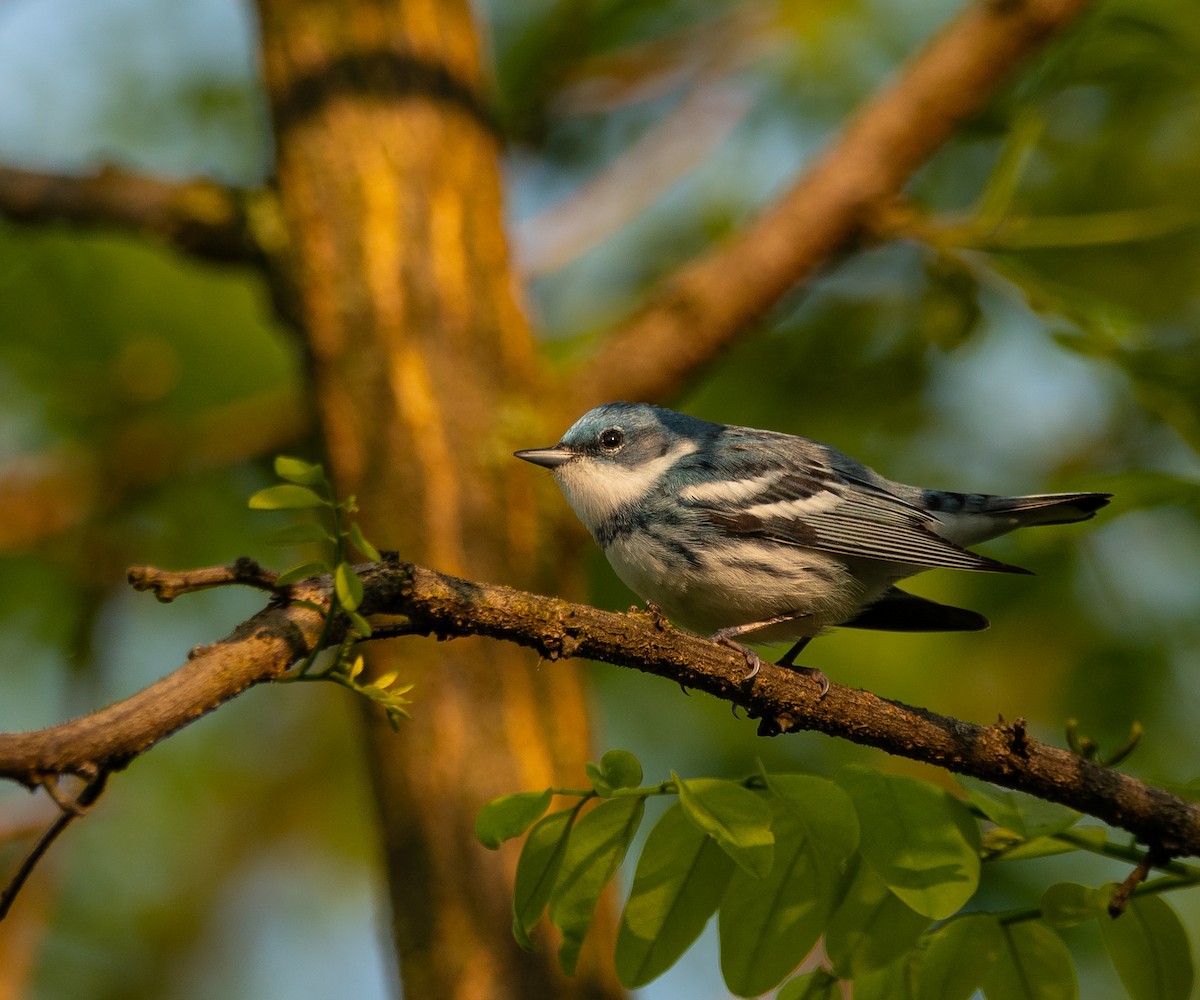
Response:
[[926, 490, 1111, 547], [980, 492, 1112, 527]]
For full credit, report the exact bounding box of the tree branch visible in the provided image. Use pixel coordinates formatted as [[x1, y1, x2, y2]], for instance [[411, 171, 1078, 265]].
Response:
[[1, 554, 1197, 864], [569, 0, 1097, 406], [0, 164, 268, 266], [0, 571, 325, 788]]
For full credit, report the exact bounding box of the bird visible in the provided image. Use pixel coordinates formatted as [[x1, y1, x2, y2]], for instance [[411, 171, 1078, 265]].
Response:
[[514, 402, 1110, 695]]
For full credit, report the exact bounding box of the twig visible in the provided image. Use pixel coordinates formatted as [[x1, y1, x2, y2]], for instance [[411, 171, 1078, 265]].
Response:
[[569, 0, 1097, 406], [128, 558, 281, 602], [0, 770, 108, 921], [1108, 845, 1171, 917]]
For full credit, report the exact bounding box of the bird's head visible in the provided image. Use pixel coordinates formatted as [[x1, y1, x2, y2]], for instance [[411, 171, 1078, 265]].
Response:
[[515, 402, 712, 533]]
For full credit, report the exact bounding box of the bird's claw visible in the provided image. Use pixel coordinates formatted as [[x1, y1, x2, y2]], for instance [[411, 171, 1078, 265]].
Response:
[[715, 637, 763, 680], [711, 634, 829, 697], [782, 663, 830, 700], [775, 637, 827, 698]]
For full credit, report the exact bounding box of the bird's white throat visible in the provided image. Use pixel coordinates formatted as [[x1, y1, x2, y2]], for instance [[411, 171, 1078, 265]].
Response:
[[554, 438, 698, 529]]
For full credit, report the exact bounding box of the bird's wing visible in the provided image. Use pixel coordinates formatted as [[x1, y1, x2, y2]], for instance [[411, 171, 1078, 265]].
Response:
[[684, 454, 1030, 574]]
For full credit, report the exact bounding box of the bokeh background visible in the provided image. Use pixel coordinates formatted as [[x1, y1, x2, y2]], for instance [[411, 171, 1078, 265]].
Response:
[[1, 0, 1199, 997]]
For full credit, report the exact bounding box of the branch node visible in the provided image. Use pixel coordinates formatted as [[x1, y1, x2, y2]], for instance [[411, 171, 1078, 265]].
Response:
[[1010, 716, 1029, 756], [40, 775, 86, 816], [641, 601, 671, 631]]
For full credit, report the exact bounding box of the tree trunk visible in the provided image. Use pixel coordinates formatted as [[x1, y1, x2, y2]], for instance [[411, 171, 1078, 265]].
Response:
[[253, 1, 619, 996]]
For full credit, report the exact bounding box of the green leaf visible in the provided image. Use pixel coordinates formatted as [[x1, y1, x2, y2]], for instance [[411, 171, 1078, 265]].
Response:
[[335, 562, 363, 611], [985, 835, 1070, 862], [916, 914, 1004, 1000], [673, 773, 773, 878], [984, 922, 1077, 1000], [549, 796, 644, 974], [584, 762, 608, 794], [384, 706, 410, 729], [837, 766, 981, 919], [991, 827, 1107, 863], [512, 808, 576, 949], [957, 776, 1080, 839], [600, 749, 642, 789], [615, 803, 735, 988], [855, 956, 920, 1000], [1099, 894, 1193, 1000], [249, 484, 327, 510], [371, 669, 400, 690], [268, 522, 337, 546], [1040, 883, 1107, 928], [776, 969, 840, 1000], [274, 561, 330, 586], [273, 455, 326, 486], [476, 790, 554, 850], [346, 521, 383, 562], [586, 750, 643, 796], [346, 609, 372, 637], [765, 773, 861, 860], [718, 775, 858, 997], [826, 857, 932, 978]]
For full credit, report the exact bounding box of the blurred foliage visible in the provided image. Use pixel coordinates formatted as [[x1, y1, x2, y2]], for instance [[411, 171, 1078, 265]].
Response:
[[2, 0, 1200, 997]]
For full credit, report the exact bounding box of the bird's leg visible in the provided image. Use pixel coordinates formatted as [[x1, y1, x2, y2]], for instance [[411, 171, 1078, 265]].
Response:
[[777, 637, 810, 665], [711, 635, 765, 681], [707, 618, 828, 697], [776, 637, 829, 699], [708, 612, 813, 685]]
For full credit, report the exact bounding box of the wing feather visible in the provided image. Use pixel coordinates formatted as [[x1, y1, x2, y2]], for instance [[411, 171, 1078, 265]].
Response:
[[682, 449, 1030, 575]]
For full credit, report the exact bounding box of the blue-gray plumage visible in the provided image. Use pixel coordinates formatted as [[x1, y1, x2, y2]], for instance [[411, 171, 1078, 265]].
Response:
[[515, 402, 1110, 693]]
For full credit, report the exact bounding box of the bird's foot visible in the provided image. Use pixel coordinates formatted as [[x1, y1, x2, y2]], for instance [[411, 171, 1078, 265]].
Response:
[[776, 661, 830, 699], [774, 636, 829, 698], [709, 627, 828, 696], [714, 636, 764, 681]]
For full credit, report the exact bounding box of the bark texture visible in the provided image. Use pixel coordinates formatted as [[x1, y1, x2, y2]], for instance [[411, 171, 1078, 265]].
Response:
[[253, 2, 614, 997]]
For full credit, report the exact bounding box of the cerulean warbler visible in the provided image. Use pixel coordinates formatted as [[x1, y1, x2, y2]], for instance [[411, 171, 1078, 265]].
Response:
[[515, 402, 1110, 693]]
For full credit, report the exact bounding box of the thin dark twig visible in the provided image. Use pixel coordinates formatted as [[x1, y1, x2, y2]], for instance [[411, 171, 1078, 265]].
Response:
[[1108, 844, 1170, 917], [0, 770, 109, 921]]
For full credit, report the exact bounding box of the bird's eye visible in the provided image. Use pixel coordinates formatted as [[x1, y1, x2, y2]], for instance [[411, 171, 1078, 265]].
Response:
[[599, 428, 624, 450]]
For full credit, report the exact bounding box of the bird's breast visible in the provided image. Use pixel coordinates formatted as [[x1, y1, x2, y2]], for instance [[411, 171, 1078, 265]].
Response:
[[603, 532, 870, 639]]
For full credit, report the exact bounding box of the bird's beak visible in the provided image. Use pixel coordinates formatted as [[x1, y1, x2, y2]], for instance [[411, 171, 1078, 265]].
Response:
[[514, 446, 574, 469]]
